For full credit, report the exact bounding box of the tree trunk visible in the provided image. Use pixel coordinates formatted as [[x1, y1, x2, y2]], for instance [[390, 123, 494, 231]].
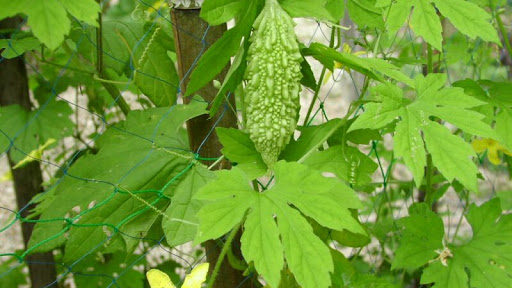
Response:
[[171, 8, 253, 288], [0, 17, 58, 288]]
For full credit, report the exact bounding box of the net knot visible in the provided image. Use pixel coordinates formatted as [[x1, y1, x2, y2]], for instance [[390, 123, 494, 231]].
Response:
[[15, 254, 24, 263]]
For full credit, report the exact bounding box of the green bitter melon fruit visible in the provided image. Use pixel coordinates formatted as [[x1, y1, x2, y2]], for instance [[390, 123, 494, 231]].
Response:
[[245, 0, 302, 167]]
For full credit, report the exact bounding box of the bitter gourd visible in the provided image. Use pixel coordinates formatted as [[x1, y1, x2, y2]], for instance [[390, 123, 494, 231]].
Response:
[[245, 0, 302, 167]]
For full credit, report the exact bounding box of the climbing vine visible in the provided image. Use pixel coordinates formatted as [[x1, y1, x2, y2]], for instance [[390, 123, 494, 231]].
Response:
[[0, 0, 511, 288]]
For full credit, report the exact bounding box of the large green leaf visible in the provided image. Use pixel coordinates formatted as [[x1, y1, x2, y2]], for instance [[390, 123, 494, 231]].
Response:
[[281, 119, 344, 163], [72, 20, 150, 75], [488, 82, 512, 108], [22, 0, 70, 50], [330, 249, 400, 288], [420, 199, 512, 288], [0, 0, 99, 50], [380, 0, 411, 32], [134, 25, 179, 106], [162, 165, 215, 247], [273, 162, 364, 233], [73, 19, 179, 105], [392, 203, 444, 270], [28, 101, 207, 259], [96, 20, 146, 75], [350, 74, 494, 191], [469, 0, 507, 6], [62, 192, 164, 262], [280, 0, 338, 22], [240, 196, 283, 288], [194, 161, 363, 288], [454, 79, 512, 109], [496, 109, 512, 151], [304, 145, 378, 188], [423, 122, 480, 192], [325, 0, 345, 21], [277, 205, 333, 288], [454, 80, 512, 153], [393, 108, 426, 187], [216, 127, 267, 179], [411, 0, 443, 50], [0, 0, 68, 50], [73, 252, 145, 288], [200, 0, 243, 25], [0, 101, 74, 163], [347, 84, 404, 130], [380, 0, 499, 50], [432, 0, 499, 44], [347, 0, 384, 29], [0, 37, 40, 59], [59, 0, 100, 26]]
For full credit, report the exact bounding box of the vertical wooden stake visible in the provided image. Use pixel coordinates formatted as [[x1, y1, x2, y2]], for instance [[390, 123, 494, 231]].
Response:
[[171, 8, 237, 164], [171, 6, 252, 288]]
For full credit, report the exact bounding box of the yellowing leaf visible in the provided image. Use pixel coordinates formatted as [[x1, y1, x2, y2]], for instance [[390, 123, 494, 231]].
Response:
[[146, 263, 209, 288], [147, 269, 176, 288], [323, 44, 367, 84], [182, 263, 209, 288], [13, 138, 56, 169], [472, 138, 512, 165]]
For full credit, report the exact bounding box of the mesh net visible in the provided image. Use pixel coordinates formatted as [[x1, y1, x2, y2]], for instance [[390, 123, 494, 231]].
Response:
[[0, 1, 504, 287]]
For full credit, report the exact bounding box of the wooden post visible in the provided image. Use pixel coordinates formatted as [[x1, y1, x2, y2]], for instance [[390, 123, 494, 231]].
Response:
[[171, 5, 253, 288], [171, 9, 237, 166], [0, 17, 58, 288]]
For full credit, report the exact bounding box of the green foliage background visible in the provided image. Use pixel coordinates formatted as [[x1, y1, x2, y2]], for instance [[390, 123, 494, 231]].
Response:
[[0, 0, 511, 287]]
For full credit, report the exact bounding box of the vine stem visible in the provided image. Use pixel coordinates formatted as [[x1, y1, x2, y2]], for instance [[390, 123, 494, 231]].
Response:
[[492, 2, 512, 60], [423, 44, 435, 207], [427, 44, 434, 74], [207, 155, 225, 170], [93, 75, 132, 85], [451, 190, 470, 242], [226, 246, 248, 271], [302, 26, 337, 126], [425, 154, 434, 206], [95, 0, 131, 116], [206, 222, 243, 288]]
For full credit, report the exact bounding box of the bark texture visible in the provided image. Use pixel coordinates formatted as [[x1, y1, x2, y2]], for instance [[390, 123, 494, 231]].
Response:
[[171, 8, 254, 288], [0, 17, 58, 288]]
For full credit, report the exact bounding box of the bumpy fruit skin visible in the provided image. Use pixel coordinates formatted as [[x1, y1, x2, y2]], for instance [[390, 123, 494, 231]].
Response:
[[245, 0, 302, 167]]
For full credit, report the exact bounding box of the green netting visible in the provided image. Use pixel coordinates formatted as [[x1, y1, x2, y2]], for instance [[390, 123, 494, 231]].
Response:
[[0, 1, 501, 287]]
